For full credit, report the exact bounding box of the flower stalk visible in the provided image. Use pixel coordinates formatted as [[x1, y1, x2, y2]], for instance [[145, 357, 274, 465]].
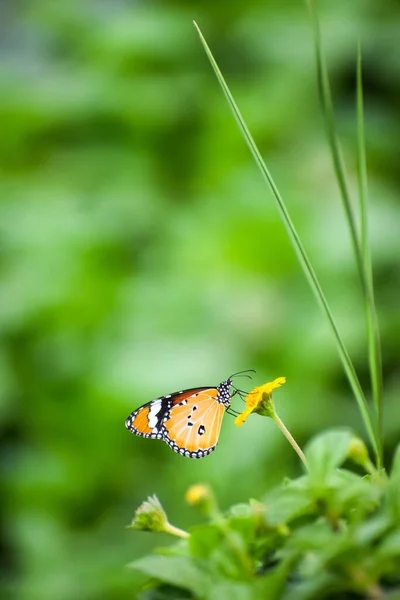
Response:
[[271, 409, 309, 470], [235, 378, 308, 470], [186, 484, 253, 575]]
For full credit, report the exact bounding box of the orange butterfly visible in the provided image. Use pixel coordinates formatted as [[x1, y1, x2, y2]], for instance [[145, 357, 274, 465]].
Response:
[[125, 372, 253, 458]]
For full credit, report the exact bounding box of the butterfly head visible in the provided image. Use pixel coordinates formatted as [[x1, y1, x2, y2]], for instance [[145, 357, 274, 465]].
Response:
[[217, 378, 233, 406], [226, 369, 256, 402], [217, 370, 255, 406]]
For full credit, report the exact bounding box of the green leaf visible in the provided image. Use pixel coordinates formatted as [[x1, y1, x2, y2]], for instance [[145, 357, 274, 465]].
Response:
[[263, 478, 313, 526], [254, 556, 295, 598], [130, 555, 211, 596], [227, 503, 260, 543], [284, 571, 344, 600], [139, 585, 194, 600], [287, 520, 341, 554], [353, 513, 392, 547], [189, 525, 250, 581], [228, 503, 254, 518], [206, 581, 252, 600], [188, 524, 221, 559], [326, 470, 381, 516], [304, 429, 354, 481], [376, 530, 400, 561]]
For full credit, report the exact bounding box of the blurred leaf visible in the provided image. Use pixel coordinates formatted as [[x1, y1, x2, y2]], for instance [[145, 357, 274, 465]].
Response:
[[284, 572, 344, 600], [206, 581, 252, 600], [320, 469, 382, 521], [139, 584, 194, 600], [263, 477, 313, 526], [304, 429, 353, 481], [205, 545, 242, 581], [353, 513, 392, 547], [286, 520, 340, 554], [227, 502, 261, 543], [254, 556, 295, 598], [188, 524, 221, 558], [228, 503, 254, 518], [130, 555, 211, 596], [376, 530, 400, 561]]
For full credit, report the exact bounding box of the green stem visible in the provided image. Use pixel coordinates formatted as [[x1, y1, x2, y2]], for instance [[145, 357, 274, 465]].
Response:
[[216, 518, 253, 575], [164, 522, 190, 539], [364, 458, 378, 478], [271, 407, 309, 471], [205, 493, 253, 575]]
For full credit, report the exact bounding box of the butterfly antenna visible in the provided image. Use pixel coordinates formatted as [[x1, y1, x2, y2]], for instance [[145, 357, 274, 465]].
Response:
[[229, 369, 256, 381]]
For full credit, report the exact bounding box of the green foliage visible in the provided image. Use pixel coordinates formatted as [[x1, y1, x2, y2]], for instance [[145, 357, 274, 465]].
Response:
[[1, 1, 400, 600], [131, 432, 400, 599], [304, 428, 353, 479]]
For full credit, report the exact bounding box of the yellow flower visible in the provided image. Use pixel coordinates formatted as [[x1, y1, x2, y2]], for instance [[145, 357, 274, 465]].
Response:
[[234, 377, 286, 426], [185, 483, 218, 517], [185, 484, 211, 506]]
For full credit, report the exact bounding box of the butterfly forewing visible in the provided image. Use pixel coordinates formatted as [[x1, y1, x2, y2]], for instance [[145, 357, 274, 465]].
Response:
[[163, 389, 226, 458]]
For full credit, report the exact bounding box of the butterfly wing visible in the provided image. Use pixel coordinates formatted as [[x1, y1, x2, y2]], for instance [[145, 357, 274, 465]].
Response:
[[125, 387, 211, 440], [163, 388, 226, 458]]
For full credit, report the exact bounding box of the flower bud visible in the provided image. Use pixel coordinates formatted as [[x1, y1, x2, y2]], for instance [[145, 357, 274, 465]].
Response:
[[129, 495, 168, 533], [348, 437, 369, 467], [185, 484, 217, 517]]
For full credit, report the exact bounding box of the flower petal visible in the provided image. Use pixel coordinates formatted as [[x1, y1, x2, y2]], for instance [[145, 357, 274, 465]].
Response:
[[245, 377, 286, 406], [234, 406, 254, 427], [235, 378, 286, 426]]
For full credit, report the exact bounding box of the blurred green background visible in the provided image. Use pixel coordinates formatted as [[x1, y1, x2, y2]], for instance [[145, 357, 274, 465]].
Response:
[[1, 0, 399, 598]]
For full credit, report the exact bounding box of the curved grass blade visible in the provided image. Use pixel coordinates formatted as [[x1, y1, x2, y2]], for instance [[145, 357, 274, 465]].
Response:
[[193, 21, 379, 463], [356, 46, 383, 452], [306, 0, 383, 465]]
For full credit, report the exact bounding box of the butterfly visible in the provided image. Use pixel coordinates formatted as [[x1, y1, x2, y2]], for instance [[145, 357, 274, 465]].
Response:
[[125, 371, 253, 459]]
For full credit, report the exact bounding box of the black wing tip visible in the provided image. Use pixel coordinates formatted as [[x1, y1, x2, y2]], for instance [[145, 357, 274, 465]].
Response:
[[125, 412, 137, 431]]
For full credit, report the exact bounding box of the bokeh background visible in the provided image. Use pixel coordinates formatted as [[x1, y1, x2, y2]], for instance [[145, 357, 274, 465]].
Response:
[[1, 0, 399, 598]]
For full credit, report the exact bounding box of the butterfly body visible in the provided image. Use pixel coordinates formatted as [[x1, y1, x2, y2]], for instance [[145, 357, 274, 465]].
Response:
[[125, 379, 232, 459]]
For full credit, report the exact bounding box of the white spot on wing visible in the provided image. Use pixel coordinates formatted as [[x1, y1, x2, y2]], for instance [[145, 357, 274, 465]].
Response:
[[148, 400, 162, 429]]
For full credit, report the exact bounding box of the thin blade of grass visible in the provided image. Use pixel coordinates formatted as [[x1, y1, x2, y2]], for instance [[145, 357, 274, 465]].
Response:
[[307, 3, 362, 270], [306, 1, 383, 465], [356, 46, 369, 263], [192, 21, 378, 462], [356, 46, 383, 448]]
